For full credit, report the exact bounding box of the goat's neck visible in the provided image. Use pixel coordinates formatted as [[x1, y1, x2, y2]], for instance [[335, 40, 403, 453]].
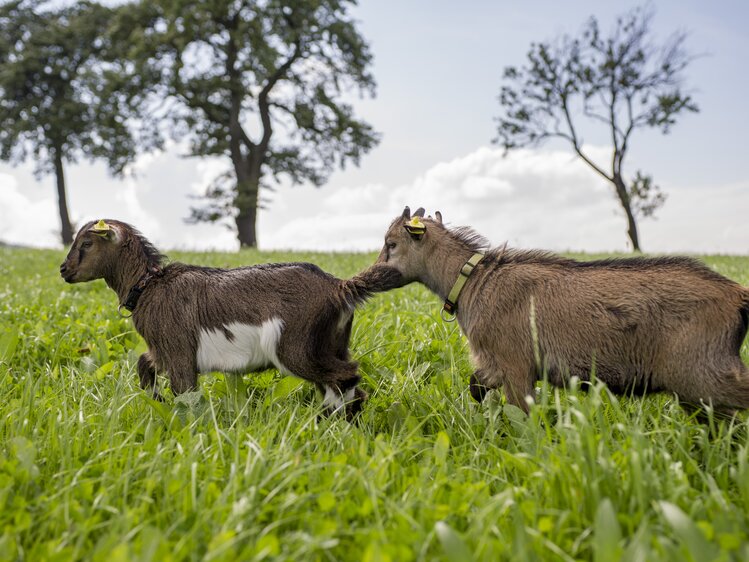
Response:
[[421, 246, 477, 301], [104, 253, 149, 306]]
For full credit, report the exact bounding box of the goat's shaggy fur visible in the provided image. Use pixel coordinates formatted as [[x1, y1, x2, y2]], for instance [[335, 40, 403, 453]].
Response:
[[61, 220, 405, 418], [378, 207, 749, 414]]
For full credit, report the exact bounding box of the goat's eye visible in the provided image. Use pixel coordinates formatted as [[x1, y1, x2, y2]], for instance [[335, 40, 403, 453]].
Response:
[[81, 240, 93, 249], [387, 242, 397, 250]]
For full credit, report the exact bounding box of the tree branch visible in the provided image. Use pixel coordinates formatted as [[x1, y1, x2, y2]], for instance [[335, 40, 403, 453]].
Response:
[[560, 94, 613, 182], [257, 41, 302, 154]]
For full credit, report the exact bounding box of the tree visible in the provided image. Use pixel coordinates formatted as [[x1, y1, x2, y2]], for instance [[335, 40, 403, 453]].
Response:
[[494, 6, 698, 251], [115, 0, 379, 247], [0, 0, 140, 245]]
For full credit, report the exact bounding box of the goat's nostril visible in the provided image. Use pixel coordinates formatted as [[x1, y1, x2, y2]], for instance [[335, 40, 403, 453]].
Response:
[[60, 263, 67, 273]]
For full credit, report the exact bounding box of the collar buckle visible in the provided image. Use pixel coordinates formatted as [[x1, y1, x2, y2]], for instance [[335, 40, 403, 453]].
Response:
[[442, 252, 484, 320], [120, 272, 152, 315]]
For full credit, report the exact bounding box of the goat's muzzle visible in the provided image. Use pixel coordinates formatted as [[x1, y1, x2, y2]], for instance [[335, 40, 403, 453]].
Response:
[[60, 262, 75, 283]]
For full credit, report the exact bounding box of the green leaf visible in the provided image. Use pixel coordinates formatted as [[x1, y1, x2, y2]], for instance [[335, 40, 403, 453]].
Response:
[[270, 376, 304, 403], [0, 329, 19, 363], [435, 521, 475, 562], [317, 491, 336, 513], [11, 437, 36, 474], [593, 498, 623, 562], [538, 516, 554, 534], [255, 533, 280, 558], [94, 360, 115, 380], [433, 431, 450, 465], [658, 501, 720, 562]]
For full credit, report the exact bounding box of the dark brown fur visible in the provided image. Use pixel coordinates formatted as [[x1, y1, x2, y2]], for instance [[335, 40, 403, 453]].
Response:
[[61, 220, 405, 418], [378, 207, 749, 414]]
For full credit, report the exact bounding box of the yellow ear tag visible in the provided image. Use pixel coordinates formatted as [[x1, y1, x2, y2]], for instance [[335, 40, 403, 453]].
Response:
[[404, 216, 426, 238], [90, 219, 111, 237]]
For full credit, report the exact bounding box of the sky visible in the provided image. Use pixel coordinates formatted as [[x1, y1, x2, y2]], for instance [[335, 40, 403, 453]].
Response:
[[1, 0, 748, 254]]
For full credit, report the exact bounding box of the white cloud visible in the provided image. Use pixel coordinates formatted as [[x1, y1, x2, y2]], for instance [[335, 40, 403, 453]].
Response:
[[1, 144, 748, 255], [260, 146, 749, 254], [262, 146, 620, 252], [0, 173, 60, 247]]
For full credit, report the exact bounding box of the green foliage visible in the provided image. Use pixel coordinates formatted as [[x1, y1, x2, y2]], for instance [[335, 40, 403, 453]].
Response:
[[0, 0, 149, 244], [629, 171, 666, 219], [113, 0, 379, 245], [1, 247, 749, 560], [0, 1, 122, 171]]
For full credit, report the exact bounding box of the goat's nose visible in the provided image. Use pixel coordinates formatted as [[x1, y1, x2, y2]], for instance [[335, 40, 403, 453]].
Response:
[[60, 263, 67, 273]]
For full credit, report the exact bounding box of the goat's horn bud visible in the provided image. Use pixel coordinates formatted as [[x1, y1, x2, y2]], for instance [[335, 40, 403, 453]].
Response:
[[413, 207, 426, 218], [401, 206, 411, 220]]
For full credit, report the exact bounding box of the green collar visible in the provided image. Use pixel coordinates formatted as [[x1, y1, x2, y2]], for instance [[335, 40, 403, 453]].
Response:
[[442, 252, 484, 318]]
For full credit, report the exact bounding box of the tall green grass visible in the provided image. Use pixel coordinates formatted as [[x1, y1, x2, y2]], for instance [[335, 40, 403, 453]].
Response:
[[1, 248, 748, 561]]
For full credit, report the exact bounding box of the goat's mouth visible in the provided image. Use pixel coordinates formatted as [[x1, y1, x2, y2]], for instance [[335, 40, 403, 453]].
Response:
[[61, 272, 77, 283]]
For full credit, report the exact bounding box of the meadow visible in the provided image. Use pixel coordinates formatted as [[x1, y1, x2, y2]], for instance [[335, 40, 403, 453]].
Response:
[[1, 247, 748, 561]]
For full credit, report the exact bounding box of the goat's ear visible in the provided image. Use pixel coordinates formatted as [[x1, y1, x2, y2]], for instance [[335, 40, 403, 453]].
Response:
[[401, 206, 411, 220], [435, 211, 443, 224], [413, 207, 426, 218], [88, 219, 116, 241], [404, 216, 426, 240]]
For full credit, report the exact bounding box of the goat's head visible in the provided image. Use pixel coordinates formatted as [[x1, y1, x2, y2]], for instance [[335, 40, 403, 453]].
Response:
[[376, 206, 445, 281], [60, 219, 123, 283]]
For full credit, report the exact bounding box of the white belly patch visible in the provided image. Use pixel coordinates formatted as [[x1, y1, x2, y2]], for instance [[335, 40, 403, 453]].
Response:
[[196, 318, 286, 374]]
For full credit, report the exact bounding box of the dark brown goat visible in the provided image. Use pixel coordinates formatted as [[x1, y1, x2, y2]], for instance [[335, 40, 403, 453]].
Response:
[[377, 207, 749, 414], [60, 219, 404, 418]]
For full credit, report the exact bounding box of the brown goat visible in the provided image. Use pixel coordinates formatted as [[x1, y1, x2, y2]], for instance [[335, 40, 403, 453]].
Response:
[[377, 206, 749, 414], [60, 219, 405, 418]]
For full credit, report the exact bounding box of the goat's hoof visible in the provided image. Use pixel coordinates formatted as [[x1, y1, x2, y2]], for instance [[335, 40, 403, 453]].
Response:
[[470, 372, 489, 403], [345, 387, 368, 421]]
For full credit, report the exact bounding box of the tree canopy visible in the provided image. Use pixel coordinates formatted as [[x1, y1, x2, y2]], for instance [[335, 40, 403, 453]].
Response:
[[495, 6, 698, 251], [0, 0, 142, 244], [115, 0, 379, 247]]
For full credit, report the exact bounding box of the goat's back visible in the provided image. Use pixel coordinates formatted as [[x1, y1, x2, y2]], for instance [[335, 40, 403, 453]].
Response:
[[463, 251, 749, 392]]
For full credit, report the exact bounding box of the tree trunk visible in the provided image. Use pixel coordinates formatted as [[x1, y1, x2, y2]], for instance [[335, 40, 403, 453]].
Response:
[[612, 174, 641, 252], [235, 206, 257, 247], [52, 144, 74, 245], [234, 173, 259, 248]]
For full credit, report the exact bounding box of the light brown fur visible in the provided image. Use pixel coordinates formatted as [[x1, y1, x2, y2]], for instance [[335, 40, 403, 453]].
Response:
[[378, 207, 749, 414]]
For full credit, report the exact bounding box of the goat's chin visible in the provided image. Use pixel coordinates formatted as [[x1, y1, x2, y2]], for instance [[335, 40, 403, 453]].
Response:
[[62, 273, 79, 283]]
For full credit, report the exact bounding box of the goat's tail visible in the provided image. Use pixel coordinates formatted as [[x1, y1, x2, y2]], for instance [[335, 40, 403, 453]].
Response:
[[338, 264, 407, 308]]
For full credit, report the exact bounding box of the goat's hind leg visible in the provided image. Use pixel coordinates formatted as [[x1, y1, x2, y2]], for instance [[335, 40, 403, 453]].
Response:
[[138, 352, 163, 401], [708, 361, 749, 416], [675, 360, 749, 418], [315, 358, 366, 421]]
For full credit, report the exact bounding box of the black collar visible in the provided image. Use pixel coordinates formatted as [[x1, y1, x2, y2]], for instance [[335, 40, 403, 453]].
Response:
[[120, 272, 153, 314]]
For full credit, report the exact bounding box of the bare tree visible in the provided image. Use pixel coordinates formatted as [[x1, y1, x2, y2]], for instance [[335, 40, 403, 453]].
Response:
[[495, 6, 698, 251]]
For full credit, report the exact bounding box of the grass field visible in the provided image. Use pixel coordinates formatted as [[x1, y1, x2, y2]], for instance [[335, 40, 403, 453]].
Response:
[[1, 247, 749, 561]]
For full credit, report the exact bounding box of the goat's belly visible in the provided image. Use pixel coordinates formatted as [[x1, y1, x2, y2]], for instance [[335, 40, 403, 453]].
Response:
[[196, 318, 285, 374]]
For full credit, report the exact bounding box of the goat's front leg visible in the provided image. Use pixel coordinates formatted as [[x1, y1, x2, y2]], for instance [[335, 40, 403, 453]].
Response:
[[502, 364, 535, 414], [138, 352, 162, 400], [471, 362, 535, 413], [469, 369, 491, 403], [167, 360, 199, 395]]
